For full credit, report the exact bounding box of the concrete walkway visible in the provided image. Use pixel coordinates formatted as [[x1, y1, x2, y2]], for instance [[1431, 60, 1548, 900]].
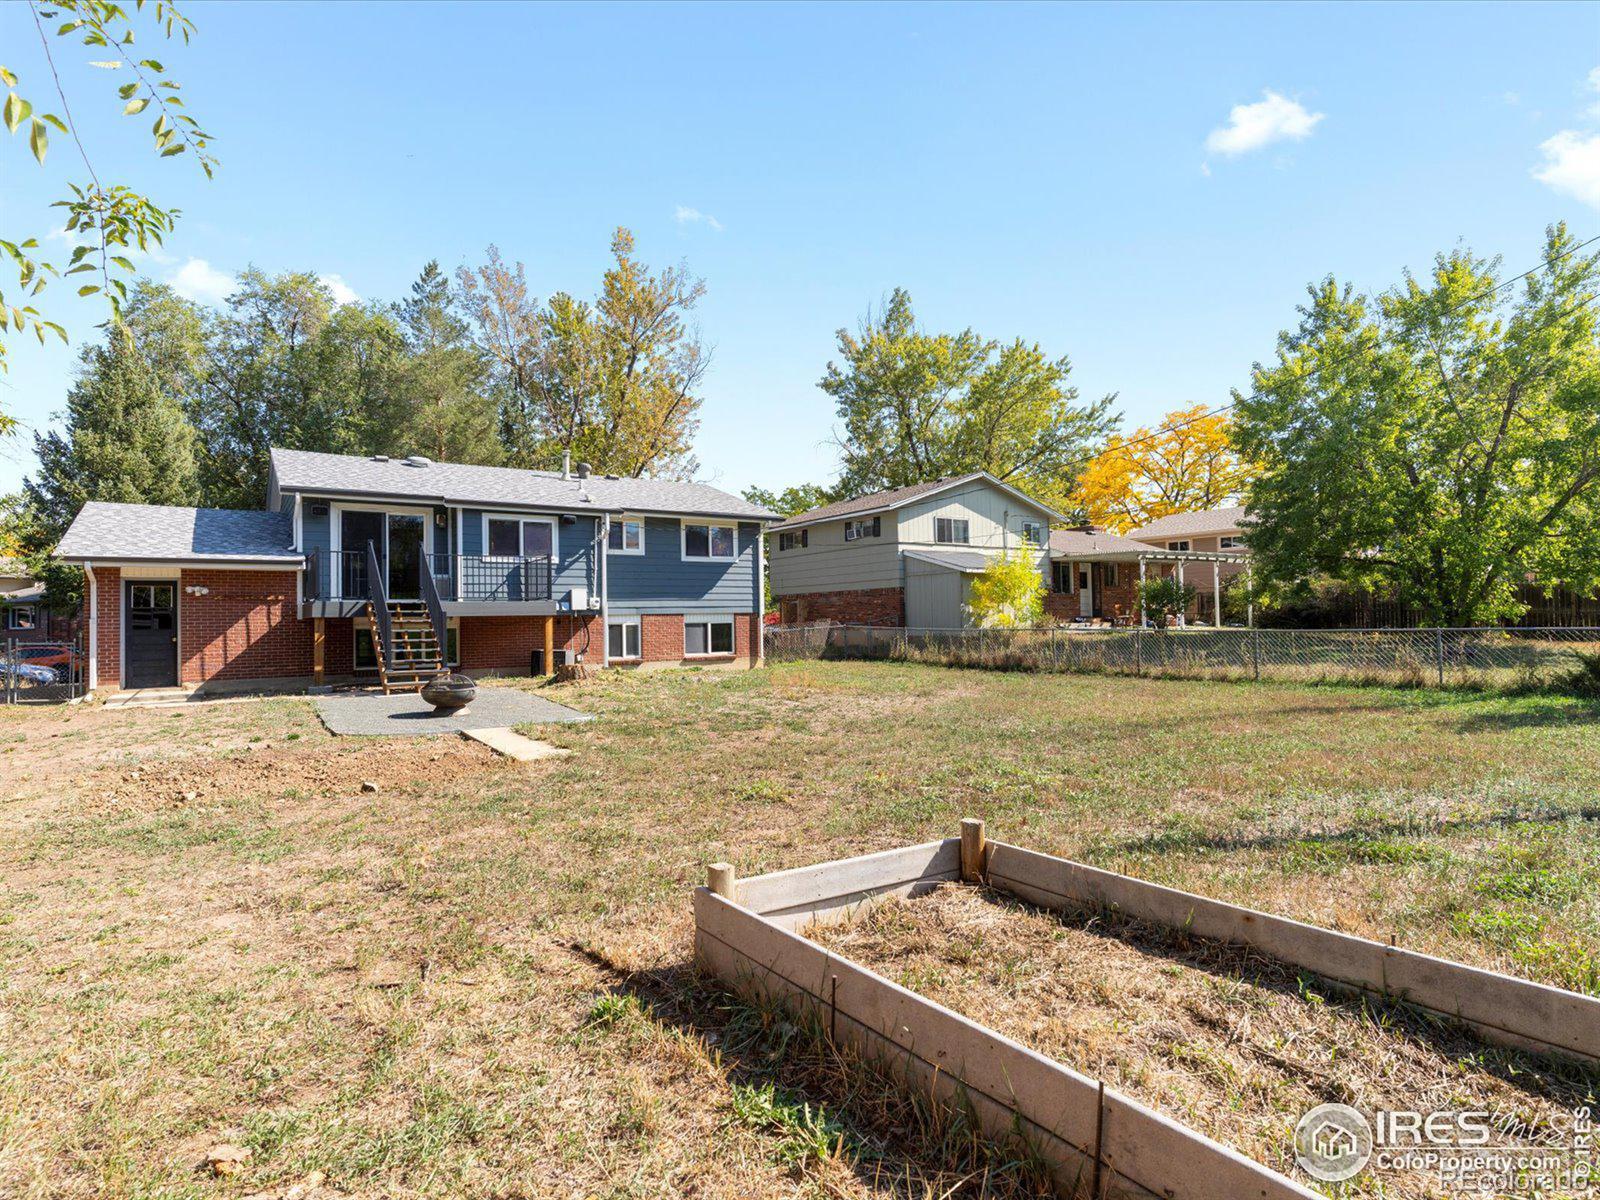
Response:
[[315, 686, 591, 737]]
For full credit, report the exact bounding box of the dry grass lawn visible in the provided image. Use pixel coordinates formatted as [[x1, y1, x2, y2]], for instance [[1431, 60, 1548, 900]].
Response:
[[1, 661, 1598, 1198]]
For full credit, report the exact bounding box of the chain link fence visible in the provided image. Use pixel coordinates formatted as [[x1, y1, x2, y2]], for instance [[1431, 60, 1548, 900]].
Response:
[[2, 636, 85, 704], [765, 623, 1600, 691]]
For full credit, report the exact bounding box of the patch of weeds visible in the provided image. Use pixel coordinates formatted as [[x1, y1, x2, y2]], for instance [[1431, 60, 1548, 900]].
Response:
[[585, 991, 643, 1031], [733, 779, 786, 805], [242, 1107, 306, 1160], [1284, 836, 1433, 872], [1452, 909, 1599, 994], [725, 1080, 844, 1171]]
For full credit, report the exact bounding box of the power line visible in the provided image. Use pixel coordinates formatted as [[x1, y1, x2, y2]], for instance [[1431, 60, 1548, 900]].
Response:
[[1062, 231, 1600, 481]]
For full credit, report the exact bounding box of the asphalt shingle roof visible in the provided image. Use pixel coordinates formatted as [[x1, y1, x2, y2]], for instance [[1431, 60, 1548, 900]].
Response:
[[270, 448, 778, 521], [901, 548, 999, 573], [773, 476, 976, 530], [55, 503, 299, 563], [1127, 506, 1248, 541], [1048, 527, 1159, 558]]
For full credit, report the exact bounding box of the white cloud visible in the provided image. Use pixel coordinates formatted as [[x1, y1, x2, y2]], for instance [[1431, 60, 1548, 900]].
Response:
[[1585, 66, 1600, 119], [1204, 90, 1325, 157], [167, 257, 236, 305], [1534, 130, 1600, 208], [674, 205, 724, 232], [320, 273, 359, 306]]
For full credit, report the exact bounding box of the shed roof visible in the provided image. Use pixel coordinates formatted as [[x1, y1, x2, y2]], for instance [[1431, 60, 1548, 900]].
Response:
[[901, 548, 998, 574], [55, 503, 300, 564], [270, 448, 778, 521]]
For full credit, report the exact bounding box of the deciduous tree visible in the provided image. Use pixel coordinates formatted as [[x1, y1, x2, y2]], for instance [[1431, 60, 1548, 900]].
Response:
[[1233, 223, 1600, 625], [821, 288, 1114, 510], [741, 483, 834, 517], [456, 229, 706, 477], [1072, 405, 1256, 533]]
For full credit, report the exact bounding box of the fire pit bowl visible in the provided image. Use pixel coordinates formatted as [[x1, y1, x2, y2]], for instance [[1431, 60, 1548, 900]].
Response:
[[420, 672, 477, 712]]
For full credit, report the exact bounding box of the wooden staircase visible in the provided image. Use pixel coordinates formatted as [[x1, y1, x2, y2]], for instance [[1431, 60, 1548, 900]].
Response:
[[365, 600, 444, 693]]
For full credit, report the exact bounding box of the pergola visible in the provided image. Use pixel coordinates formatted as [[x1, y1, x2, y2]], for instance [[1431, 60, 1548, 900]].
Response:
[[1048, 545, 1251, 628]]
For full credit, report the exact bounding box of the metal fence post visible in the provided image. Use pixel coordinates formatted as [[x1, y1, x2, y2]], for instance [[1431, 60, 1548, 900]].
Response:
[[1134, 626, 1143, 677], [1250, 627, 1260, 681], [1435, 627, 1445, 687]]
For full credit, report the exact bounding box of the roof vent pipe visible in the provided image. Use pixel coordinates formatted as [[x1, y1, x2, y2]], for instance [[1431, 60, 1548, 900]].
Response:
[[562, 450, 571, 480], [576, 461, 592, 480]]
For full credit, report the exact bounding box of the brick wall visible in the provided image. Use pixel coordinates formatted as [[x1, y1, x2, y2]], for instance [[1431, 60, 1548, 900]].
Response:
[[628, 612, 760, 667], [458, 614, 602, 673], [88, 565, 120, 687], [776, 586, 904, 627], [179, 569, 311, 684]]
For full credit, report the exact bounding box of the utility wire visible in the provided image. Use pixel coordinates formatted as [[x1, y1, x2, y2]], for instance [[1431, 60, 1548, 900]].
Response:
[[1063, 231, 1600, 480]]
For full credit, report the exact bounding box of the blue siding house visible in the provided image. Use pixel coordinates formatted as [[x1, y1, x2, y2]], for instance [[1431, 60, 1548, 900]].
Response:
[[54, 447, 777, 693]]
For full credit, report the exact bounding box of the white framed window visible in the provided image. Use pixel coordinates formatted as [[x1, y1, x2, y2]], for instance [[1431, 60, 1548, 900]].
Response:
[[1021, 520, 1044, 546], [844, 516, 881, 541], [682, 520, 737, 561], [485, 515, 555, 559], [1167, 540, 1191, 552], [778, 529, 807, 551], [6, 604, 38, 630], [607, 617, 641, 660], [608, 515, 645, 555], [935, 518, 970, 544], [1219, 535, 1243, 550], [684, 614, 735, 656]]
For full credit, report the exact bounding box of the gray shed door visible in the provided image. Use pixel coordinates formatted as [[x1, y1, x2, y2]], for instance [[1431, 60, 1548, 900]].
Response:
[[905, 568, 969, 629]]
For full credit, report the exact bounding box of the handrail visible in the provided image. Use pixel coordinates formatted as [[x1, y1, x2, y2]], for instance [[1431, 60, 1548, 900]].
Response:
[[364, 539, 393, 665], [419, 550, 449, 663]]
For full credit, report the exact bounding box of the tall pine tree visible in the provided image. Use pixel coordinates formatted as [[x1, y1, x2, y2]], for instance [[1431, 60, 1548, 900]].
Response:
[[395, 261, 501, 465]]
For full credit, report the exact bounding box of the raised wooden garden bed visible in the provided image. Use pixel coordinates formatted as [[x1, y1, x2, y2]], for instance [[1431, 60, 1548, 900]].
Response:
[[694, 821, 1600, 1199]]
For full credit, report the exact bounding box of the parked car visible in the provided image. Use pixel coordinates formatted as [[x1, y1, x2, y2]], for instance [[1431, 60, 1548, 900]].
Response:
[[8, 644, 71, 671], [1, 658, 59, 686]]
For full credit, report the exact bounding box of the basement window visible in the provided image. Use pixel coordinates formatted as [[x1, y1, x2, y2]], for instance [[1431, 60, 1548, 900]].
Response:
[[608, 618, 641, 660], [685, 615, 735, 656]]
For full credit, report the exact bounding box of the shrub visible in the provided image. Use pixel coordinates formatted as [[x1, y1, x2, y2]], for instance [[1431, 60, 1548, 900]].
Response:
[[965, 546, 1046, 628]]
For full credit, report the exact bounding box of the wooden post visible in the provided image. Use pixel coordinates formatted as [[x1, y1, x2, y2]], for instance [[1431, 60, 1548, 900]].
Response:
[[707, 862, 736, 899], [960, 818, 986, 883], [312, 617, 325, 685], [543, 614, 555, 675]]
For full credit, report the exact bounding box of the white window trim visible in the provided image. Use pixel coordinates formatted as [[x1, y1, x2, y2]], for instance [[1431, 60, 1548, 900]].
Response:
[[1219, 535, 1244, 550], [1021, 520, 1044, 546], [6, 604, 37, 631], [328, 502, 437, 600], [608, 514, 646, 556], [683, 613, 736, 657], [680, 519, 738, 563], [607, 616, 642, 660], [481, 512, 559, 562], [935, 517, 970, 545]]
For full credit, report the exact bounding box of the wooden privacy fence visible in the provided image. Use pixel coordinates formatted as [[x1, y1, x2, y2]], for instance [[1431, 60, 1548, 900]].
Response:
[[694, 821, 1600, 1199]]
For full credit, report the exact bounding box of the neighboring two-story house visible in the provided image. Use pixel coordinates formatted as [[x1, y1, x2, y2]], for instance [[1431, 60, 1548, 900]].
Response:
[[766, 473, 1062, 628], [1126, 506, 1249, 570], [53, 447, 777, 693]]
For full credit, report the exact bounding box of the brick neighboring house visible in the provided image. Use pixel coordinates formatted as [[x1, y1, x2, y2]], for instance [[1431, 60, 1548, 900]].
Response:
[[0, 557, 76, 640], [1126, 506, 1249, 579], [766, 473, 1063, 628], [53, 448, 778, 694]]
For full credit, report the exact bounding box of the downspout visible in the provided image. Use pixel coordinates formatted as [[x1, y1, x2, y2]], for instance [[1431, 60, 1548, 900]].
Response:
[[599, 515, 610, 667], [755, 522, 765, 664], [84, 562, 98, 691]]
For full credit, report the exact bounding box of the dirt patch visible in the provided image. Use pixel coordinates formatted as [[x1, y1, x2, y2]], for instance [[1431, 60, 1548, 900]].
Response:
[[82, 734, 503, 813], [808, 885, 1598, 1199]]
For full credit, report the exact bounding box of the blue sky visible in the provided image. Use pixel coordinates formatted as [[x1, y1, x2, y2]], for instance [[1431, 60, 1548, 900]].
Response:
[[1, 0, 1597, 499]]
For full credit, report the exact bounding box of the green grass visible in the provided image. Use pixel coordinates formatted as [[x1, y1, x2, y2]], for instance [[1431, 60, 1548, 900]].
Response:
[[2, 661, 1599, 1198]]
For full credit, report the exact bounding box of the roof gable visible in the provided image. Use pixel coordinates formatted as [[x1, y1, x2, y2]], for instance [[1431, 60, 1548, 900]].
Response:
[[774, 472, 1063, 531]]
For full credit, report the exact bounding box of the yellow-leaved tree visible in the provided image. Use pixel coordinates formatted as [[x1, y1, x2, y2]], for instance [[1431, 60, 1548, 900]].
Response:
[[1072, 404, 1256, 533], [965, 545, 1046, 627]]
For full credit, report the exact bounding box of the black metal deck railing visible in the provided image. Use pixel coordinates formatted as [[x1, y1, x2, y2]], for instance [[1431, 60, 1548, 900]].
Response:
[[306, 550, 556, 604], [427, 553, 554, 603]]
